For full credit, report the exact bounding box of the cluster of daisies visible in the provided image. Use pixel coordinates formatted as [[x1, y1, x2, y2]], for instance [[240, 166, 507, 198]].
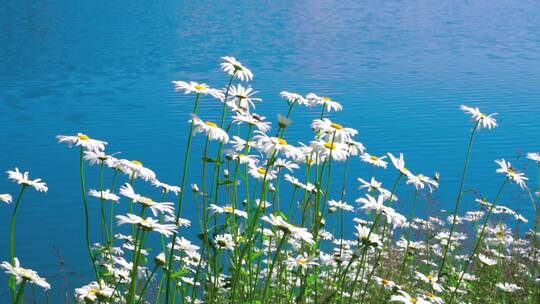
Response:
[[1, 56, 539, 304]]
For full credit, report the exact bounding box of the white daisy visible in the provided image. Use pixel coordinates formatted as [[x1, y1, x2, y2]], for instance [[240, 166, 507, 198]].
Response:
[[83, 150, 118, 167], [6, 168, 48, 192], [119, 183, 175, 216], [357, 177, 394, 200], [311, 118, 358, 142], [526, 152, 540, 163], [261, 214, 314, 245], [88, 189, 120, 202], [495, 159, 528, 189], [360, 153, 388, 168], [208, 204, 248, 218], [460, 105, 498, 130], [232, 113, 271, 132], [214, 234, 235, 251], [74, 281, 115, 303], [389, 290, 430, 304], [280, 91, 309, 106], [0, 194, 12, 204], [388, 152, 413, 176], [190, 114, 229, 143], [151, 179, 181, 195], [328, 200, 354, 212], [172, 81, 224, 99], [1, 258, 50, 290], [495, 282, 522, 293], [116, 214, 177, 237], [253, 131, 303, 159], [406, 174, 439, 191], [311, 139, 349, 162], [227, 84, 261, 111], [306, 93, 342, 112], [56, 133, 107, 151], [220, 56, 253, 82], [115, 159, 157, 181], [248, 164, 277, 180], [286, 253, 319, 269]]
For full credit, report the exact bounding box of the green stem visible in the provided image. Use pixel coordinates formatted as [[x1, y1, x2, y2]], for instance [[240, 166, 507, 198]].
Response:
[[261, 233, 288, 302], [79, 147, 101, 283], [136, 265, 160, 304], [14, 280, 26, 304], [165, 93, 201, 304], [9, 185, 26, 265], [438, 120, 479, 278]]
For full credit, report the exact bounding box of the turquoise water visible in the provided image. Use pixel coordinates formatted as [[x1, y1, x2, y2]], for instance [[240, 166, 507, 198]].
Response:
[[1, 0, 540, 300]]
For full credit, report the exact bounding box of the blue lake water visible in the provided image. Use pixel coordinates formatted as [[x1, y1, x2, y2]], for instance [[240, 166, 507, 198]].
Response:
[[1, 0, 540, 301]]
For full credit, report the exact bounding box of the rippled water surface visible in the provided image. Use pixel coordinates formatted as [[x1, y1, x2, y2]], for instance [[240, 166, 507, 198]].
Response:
[[1, 0, 540, 300]]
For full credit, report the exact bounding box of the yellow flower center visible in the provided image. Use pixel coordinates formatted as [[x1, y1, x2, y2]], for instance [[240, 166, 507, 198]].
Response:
[[140, 196, 155, 206], [257, 167, 267, 175], [427, 274, 434, 281], [88, 288, 99, 296], [205, 121, 218, 128], [223, 206, 234, 213], [324, 142, 336, 150], [193, 84, 207, 91], [276, 137, 288, 145], [331, 122, 343, 130], [321, 96, 331, 102], [382, 279, 390, 286], [232, 63, 244, 71], [410, 298, 417, 304], [297, 258, 309, 265], [131, 160, 142, 166], [77, 134, 90, 140], [496, 231, 506, 239], [370, 155, 379, 161]]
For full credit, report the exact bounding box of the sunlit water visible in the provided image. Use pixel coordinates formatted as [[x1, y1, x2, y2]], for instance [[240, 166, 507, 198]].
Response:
[[1, 0, 540, 300]]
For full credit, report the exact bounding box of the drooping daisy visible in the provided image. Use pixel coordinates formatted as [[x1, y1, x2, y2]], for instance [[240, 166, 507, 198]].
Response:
[[311, 139, 349, 162], [232, 112, 271, 132], [227, 84, 261, 111], [357, 177, 394, 200], [277, 113, 293, 129], [345, 139, 366, 156], [0, 258, 50, 290], [172, 81, 224, 99], [6, 168, 48, 192], [286, 253, 319, 270], [460, 105, 498, 130], [253, 131, 303, 159], [214, 234, 235, 251], [526, 152, 540, 163], [360, 152, 388, 168], [495, 159, 528, 189], [190, 114, 229, 143], [389, 290, 430, 304], [495, 282, 522, 292], [328, 200, 354, 212], [311, 118, 358, 142], [115, 159, 157, 181], [388, 153, 413, 176], [208, 204, 248, 218], [116, 214, 177, 237], [274, 158, 299, 172], [261, 214, 314, 245], [163, 215, 191, 227], [248, 164, 277, 180], [119, 183, 175, 216], [478, 254, 497, 266], [406, 174, 439, 192], [280, 91, 309, 106], [56, 133, 107, 151], [88, 189, 120, 202], [306, 93, 342, 112], [220, 56, 253, 82], [74, 281, 116, 303], [83, 150, 118, 168], [415, 271, 444, 292], [151, 179, 181, 195], [225, 150, 258, 166], [0, 193, 12, 204], [355, 224, 382, 247], [229, 136, 256, 152]]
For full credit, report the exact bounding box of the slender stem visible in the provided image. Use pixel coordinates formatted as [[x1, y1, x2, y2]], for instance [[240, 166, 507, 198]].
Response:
[[397, 189, 419, 283], [438, 121, 479, 278], [79, 147, 101, 283], [10, 185, 26, 265], [14, 280, 27, 304], [449, 178, 509, 303], [136, 265, 160, 304], [165, 93, 201, 304], [261, 233, 288, 302]]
